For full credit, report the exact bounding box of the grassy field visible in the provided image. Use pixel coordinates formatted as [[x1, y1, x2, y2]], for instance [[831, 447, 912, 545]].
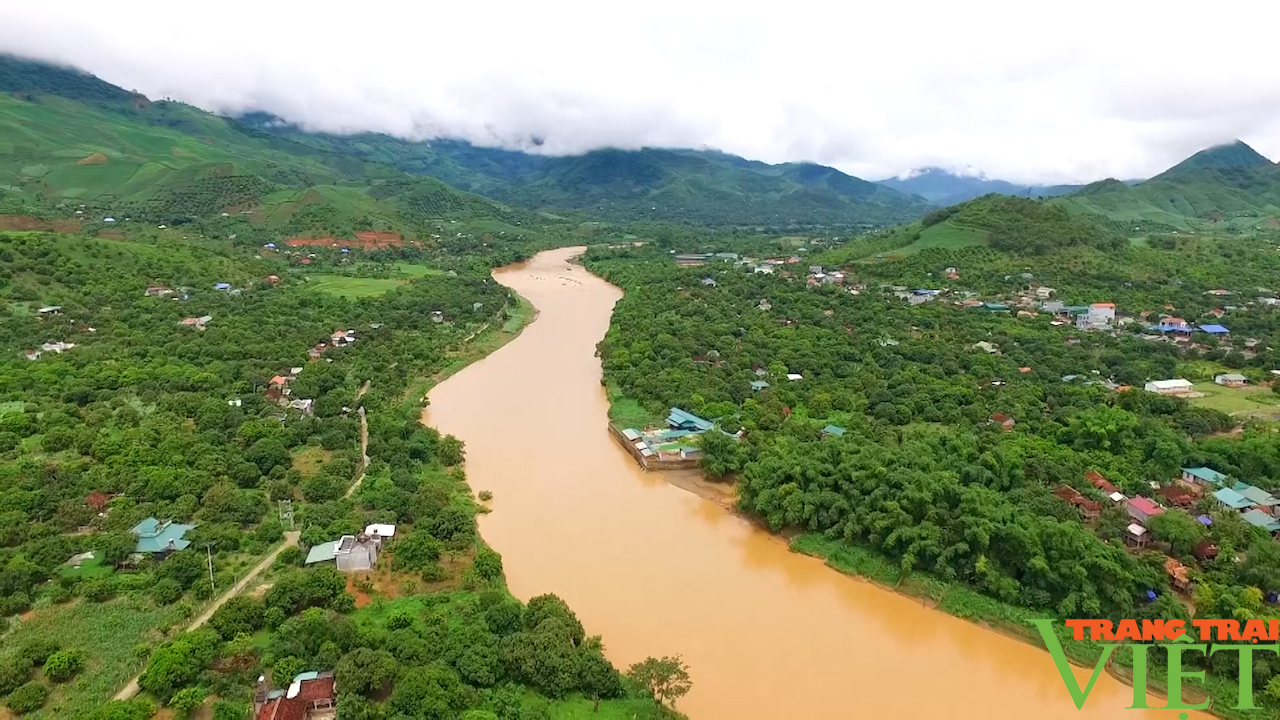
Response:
[[290, 445, 332, 477], [4, 597, 188, 718], [305, 274, 405, 298], [1190, 381, 1280, 418], [886, 221, 988, 257], [606, 382, 663, 429], [58, 554, 114, 580]]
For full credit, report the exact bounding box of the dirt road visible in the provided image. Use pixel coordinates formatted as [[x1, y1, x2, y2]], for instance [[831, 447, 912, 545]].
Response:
[[113, 531, 300, 700]]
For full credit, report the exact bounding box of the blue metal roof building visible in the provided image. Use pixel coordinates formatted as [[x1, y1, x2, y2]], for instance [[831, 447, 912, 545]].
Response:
[[1198, 324, 1230, 334], [666, 408, 713, 432], [1214, 487, 1255, 511], [131, 518, 195, 555]]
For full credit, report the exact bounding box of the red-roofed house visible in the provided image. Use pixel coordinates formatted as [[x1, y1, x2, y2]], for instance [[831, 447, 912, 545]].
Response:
[[267, 375, 291, 401], [989, 413, 1015, 431], [1086, 470, 1118, 495], [255, 673, 336, 720], [1127, 496, 1164, 526], [1158, 485, 1196, 508]]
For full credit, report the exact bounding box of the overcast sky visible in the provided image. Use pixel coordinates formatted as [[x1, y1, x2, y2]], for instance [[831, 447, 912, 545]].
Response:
[[3, 1, 1279, 184]]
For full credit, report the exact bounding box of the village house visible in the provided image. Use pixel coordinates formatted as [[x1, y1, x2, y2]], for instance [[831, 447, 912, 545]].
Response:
[[1035, 286, 1056, 299], [786, 373, 804, 382], [1125, 523, 1149, 548], [23, 349, 41, 361], [1235, 484, 1280, 513], [972, 341, 999, 354], [666, 408, 714, 432], [308, 344, 327, 361], [1214, 487, 1255, 512], [330, 329, 356, 348], [255, 671, 337, 720], [267, 375, 292, 400], [1181, 466, 1228, 490], [1087, 470, 1119, 495], [750, 380, 769, 392], [989, 413, 1015, 431], [1144, 378, 1194, 396], [673, 254, 709, 267], [822, 424, 846, 439], [145, 286, 174, 297], [265, 275, 281, 286], [178, 315, 213, 330], [1214, 373, 1247, 387], [40, 341, 75, 353], [131, 518, 195, 559], [1242, 509, 1280, 535], [1053, 486, 1101, 521], [1199, 324, 1230, 337], [1076, 302, 1116, 331], [1158, 484, 1197, 508], [37, 305, 62, 316], [304, 532, 385, 572], [215, 282, 232, 291], [1126, 496, 1164, 526]]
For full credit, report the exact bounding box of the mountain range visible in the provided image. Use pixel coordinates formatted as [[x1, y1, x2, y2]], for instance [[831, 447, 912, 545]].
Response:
[[875, 168, 1085, 206], [3, 53, 1280, 237], [236, 116, 931, 227]]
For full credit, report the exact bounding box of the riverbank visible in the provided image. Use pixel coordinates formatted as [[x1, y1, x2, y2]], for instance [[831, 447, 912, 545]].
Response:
[[406, 293, 538, 404]]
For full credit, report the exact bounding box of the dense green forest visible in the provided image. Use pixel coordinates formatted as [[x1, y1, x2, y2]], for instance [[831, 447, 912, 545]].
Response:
[[584, 198, 1280, 713], [0, 232, 679, 719]]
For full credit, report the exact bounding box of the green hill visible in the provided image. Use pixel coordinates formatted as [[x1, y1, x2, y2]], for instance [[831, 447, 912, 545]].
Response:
[[818, 194, 1123, 264], [0, 56, 570, 254], [1058, 140, 1280, 230], [239, 117, 931, 228]]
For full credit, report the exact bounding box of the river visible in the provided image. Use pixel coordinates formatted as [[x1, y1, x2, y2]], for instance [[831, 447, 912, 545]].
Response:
[[424, 246, 1200, 719]]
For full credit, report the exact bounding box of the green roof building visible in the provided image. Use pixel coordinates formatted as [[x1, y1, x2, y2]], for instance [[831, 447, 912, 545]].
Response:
[[131, 518, 195, 557], [1214, 488, 1255, 511], [667, 408, 713, 432], [1241, 508, 1280, 533], [822, 424, 846, 438]]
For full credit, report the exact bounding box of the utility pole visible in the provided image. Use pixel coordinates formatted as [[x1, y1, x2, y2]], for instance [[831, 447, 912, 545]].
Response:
[[206, 544, 216, 597]]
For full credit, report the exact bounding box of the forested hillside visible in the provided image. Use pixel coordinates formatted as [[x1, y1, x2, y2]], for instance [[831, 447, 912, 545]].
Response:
[[0, 55, 580, 258], [0, 232, 679, 719], [240, 117, 932, 228], [584, 217, 1280, 713], [1059, 141, 1280, 231]]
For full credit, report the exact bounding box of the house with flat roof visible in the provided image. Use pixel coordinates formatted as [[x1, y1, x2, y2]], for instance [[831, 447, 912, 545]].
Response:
[[305, 533, 381, 572], [131, 518, 195, 558]]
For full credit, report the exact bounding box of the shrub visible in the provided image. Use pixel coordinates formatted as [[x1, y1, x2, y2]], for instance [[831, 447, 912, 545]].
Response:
[[212, 699, 250, 720], [43, 649, 87, 682], [152, 578, 184, 605], [168, 686, 207, 716], [274, 546, 304, 568], [478, 490, 493, 501], [18, 638, 60, 666], [80, 577, 115, 602], [386, 608, 415, 631], [6, 681, 49, 714], [0, 591, 30, 616], [0, 657, 31, 696]]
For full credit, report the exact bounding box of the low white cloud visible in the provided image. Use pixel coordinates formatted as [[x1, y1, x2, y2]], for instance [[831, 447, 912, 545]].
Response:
[[2, 0, 1278, 184]]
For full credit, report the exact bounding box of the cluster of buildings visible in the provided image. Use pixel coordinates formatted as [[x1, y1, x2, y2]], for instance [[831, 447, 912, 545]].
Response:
[[1058, 466, 1280, 594], [615, 408, 721, 470], [309, 329, 358, 361], [130, 517, 196, 559], [266, 367, 314, 415], [304, 524, 395, 572]]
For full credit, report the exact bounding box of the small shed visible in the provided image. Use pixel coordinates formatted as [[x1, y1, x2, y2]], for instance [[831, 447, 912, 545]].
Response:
[[1125, 523, 1149, 547], [822, 425, 846, 438]]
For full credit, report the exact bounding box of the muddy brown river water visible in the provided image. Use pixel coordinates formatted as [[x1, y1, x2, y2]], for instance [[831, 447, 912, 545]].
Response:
[[424, 246, 1201, 719]]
